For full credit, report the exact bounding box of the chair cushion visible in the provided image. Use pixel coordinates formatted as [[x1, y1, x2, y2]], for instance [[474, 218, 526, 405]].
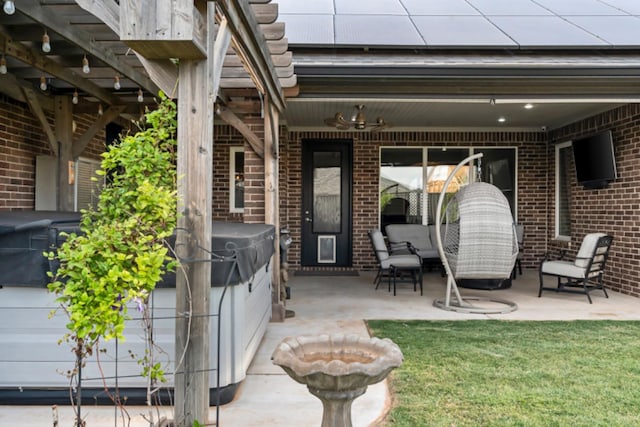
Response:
[[386, 224, 432, 251], [541, 260, 586, 278], [380, 254, 422, 269], [575, 233, 606, 268], [370, 230, 389, 261]]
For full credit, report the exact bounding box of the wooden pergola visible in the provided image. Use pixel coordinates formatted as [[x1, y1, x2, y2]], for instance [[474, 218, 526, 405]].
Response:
[[0, 0, 296, 424]]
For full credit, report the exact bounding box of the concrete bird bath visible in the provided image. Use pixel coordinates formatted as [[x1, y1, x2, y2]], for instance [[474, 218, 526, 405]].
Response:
[[271, 334, 403, 427]]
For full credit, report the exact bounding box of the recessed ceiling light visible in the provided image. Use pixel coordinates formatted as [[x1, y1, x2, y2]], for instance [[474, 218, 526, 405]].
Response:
[[498, 117, 506, 123], [524, 103, 534, 109]]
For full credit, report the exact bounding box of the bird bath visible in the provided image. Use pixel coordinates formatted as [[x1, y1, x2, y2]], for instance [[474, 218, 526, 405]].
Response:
[[271, 334, 403, 427]]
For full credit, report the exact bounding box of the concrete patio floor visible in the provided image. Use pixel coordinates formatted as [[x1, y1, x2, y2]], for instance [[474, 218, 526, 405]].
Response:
[[1, 269, 639, 427]]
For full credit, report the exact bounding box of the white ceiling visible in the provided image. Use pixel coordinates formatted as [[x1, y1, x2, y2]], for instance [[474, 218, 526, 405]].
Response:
[[283, 98, 625, 132]]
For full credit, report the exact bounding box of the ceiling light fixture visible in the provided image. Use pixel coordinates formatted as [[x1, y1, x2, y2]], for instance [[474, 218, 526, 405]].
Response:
[[497, 117, 506, 123], [113, 75, 120, 90], [324, 104, 391, 132], [137, 88, 144, 103], [39, 76, 47, 91], [97, 104, 103, 116], [0, 55, 6, 75], [72, 89, 78, 105], [3, 1, 15, 15], [42, 30, 51, 53], [82, 54, 90, 74], [524, 103, 534, 109]]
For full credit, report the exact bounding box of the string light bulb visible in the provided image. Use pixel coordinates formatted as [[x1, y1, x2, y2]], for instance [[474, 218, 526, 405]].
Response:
[[72, 89, 78, 105], [82, 55, 90, 74], [42, 30, 51, 53], [137, 88, 144, 103], [113, 75, 120, 90], [97, 104, 103, 116], [0, 55, 6, 75], [40, 76, 47, 91], [3, 1, 15, 15]]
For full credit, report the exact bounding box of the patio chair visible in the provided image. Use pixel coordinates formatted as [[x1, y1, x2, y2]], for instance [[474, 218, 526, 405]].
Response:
[[368, 229, 423, 295], [538, 233, 613, 304]]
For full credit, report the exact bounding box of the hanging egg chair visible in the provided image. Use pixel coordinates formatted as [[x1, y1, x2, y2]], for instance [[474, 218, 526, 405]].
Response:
[[434, 153, 518, 314]]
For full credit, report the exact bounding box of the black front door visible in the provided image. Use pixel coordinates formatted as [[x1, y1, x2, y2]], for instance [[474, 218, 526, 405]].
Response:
[[301, 139, 352, 267]]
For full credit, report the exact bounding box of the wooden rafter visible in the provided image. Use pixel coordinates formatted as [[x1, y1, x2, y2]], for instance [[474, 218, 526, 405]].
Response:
[[214, 0, 286, 113], [15, 0, 159, 95]]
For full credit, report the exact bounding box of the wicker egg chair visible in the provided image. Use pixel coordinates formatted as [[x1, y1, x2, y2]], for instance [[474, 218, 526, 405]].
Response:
[[434, 153, 518, 314]]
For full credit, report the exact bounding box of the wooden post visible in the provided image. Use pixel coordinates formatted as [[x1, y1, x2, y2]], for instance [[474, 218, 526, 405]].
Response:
[[264, 97, 285, 321], [174, 56, 213, 425], [54, 96, 74, 211]]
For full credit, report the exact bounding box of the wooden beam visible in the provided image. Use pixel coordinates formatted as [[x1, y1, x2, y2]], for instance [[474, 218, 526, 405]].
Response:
[[55, 96, 74, 211], [16, 0, 159, 95], [75, 0, 119, 33], [0, 32, 123, 107], [212, 18, 232, 100], [214, 0, 286, 113], [21, 87, 58, 156], [134, 53, 179, 98], [251, 3, 278, 24], [215, 105, 264, 158], [0, 72, 55, 110], [174, 4, 215, 425], [73, 105, 126, 158]]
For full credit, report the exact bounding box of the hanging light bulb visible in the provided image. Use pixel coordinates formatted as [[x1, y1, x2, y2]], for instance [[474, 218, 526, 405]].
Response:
[[72, 89, 78, 105], [82, 55, 90, 74], [137, 88, 144, 103], [97, 104, 103, 116], [40, 76, 47, 91], [0, 55, 6, 75], [3, 1, 15, 15], [42, 30, 51, 53], [113, 75, 121, 90]]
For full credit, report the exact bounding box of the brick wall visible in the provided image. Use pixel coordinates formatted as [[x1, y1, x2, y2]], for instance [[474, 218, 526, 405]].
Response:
[[281, 130, 548, 272], [550, 103, 640, 297], [0, 96, 104, 211], [213, 124, 244, 222]]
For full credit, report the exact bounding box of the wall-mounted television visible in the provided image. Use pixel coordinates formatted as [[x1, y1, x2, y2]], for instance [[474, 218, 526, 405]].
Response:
[[572, 130, 617, 189]]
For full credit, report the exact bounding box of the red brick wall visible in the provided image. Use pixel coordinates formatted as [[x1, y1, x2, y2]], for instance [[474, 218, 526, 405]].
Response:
[[549, 103, 640, 297], [213, 124, 244, 222], [0, 96, 104, 210], [280, 130, 548, 272]]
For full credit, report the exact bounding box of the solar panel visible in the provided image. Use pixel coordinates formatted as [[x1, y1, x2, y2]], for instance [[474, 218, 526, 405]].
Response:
[[533, 0, 625, 15], [334, 0, 406, 15], [566, 16, 640, 46], [279, 14, 334, 45], [412, 16, 517, 47], [488, 16, 609, 47], [275, 0, 334, 15], [467, 0, 553, 16], [402, 0, 480, 15], [335, 15, 424, 46]]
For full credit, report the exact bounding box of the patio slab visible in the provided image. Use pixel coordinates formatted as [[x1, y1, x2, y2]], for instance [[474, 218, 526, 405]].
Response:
[[1, 270, 638, 427]]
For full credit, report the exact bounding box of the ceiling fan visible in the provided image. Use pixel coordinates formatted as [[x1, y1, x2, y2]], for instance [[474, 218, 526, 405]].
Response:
[[324, 104, 391, 132]]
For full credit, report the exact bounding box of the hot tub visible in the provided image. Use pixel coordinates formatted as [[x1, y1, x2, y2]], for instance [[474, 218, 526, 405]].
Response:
[[0, 216, 274, 406]]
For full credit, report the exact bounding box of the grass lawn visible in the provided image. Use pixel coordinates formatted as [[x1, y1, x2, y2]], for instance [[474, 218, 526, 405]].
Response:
[[367, 320, 640, 427]]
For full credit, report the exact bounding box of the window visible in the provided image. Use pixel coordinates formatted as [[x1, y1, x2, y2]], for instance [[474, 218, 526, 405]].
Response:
[[230, 147, 244, 213], [380, 147, 516, 227], [555, 142, 572, 239], [75, 157, 104, 211]]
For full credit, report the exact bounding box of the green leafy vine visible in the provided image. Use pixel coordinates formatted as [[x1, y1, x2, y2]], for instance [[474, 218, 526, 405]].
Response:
[[47, 93, 178, 367]]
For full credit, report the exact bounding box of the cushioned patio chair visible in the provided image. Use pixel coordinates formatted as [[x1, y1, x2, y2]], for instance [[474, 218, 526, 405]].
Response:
[[538, 233, 613, 304], [368, 229, 423, 295]]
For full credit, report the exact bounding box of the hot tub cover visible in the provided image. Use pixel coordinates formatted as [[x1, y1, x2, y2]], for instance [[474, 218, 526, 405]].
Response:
[[160, 222, 276, 287], [0, 211, 81, 287]]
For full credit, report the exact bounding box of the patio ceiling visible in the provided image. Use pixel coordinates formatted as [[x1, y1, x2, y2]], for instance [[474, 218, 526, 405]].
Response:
[[283, 50, 640, 132]]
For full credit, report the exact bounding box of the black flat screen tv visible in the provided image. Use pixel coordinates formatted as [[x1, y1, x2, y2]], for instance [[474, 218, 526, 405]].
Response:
[[572, 130, 617, 189]]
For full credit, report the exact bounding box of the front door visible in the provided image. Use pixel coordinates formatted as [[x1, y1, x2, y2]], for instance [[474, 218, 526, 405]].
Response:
[[301, 139, 352, 267]]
